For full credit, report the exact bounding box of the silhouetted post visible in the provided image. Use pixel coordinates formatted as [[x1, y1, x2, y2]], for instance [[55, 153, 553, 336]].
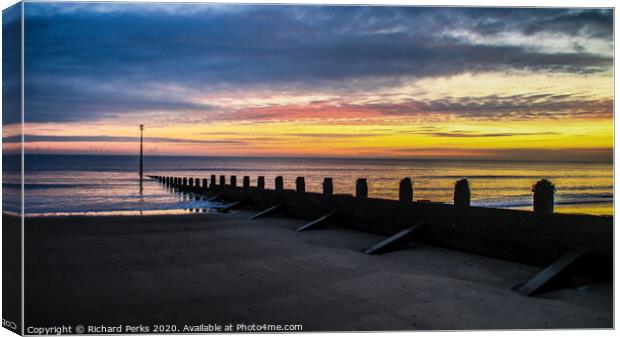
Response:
[[399, 177, 413, 203], [195, 178, 200, 188], [275, 176, 284, 191], [139, 124, 144, 182], [323, 178, 333, 196], [257, 176, 265, 190], [189, 178, 194, 187], [220, 175, 225, 186], [454, 178, 471, 207], [533, 179, 555, 214], [230, 175, 237, 187], [183, 177, 187, 187], [243, 176, 250, 189], [296, 177, 305, 193], [202, 178, 208, 189], [356, 178, 368, 198], [210, 175, 216, 188]]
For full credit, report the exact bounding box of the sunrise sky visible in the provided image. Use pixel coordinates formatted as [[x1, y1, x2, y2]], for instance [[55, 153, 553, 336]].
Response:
[[4, 4, 614, 161]]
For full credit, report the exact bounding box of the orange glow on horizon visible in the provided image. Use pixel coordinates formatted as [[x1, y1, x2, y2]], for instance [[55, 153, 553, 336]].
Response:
[[15, 71, 613, 161]]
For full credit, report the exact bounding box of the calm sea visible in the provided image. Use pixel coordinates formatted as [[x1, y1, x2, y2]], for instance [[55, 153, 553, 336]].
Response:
[[2, 154, 613, 216]]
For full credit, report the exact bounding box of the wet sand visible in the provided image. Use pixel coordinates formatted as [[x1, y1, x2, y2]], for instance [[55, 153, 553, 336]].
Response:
[[23, 211, 612, 331]]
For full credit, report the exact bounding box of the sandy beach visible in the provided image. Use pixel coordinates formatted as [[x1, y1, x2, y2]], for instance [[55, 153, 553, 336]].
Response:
[[20, 210, 612, 331]]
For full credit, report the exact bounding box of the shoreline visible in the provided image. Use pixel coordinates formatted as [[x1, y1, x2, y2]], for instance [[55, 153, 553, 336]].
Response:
[[12, 198, 614, 218], [13, 153, 615, 164]]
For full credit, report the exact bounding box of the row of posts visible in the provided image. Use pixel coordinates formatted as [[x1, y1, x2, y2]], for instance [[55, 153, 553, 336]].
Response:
[[152, 175, 556, 214]]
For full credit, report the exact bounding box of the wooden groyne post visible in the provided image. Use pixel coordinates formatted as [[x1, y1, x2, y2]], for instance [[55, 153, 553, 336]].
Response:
[[257, 176, 265, 190], [533, 179, 555, 214], [323, 178, 333, 196], [296, 177, 305, 193], [275, 176, 284, 192], [356, 178, 368, 198], [230, 175, 237, 187], [454, 178, 471, 207], [243, 176, 250, 189], [399, 178, 413, 203]]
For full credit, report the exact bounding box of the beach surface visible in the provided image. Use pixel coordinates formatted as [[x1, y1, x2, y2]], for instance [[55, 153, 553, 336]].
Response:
[[23, 211, 612, 331]]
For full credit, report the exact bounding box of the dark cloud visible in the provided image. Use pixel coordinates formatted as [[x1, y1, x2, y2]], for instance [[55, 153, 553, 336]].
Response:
[[22, 4, 613, 123], [282, 133, 388, 138], [391, 146, 613, 162], [5, 134, 246, 145], [422, 131, 559, 138], [446, 8, 612, 39], [222, 94, 612, 122], [359, 94, 612, 120], [3, 3, 22, 125], [25, 79, 216, 122]]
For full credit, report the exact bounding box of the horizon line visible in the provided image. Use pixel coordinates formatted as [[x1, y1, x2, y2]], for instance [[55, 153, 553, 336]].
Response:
[[10, 152, 614, 164]]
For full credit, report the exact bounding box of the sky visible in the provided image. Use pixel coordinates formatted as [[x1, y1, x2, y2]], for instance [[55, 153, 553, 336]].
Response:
[[3, 3, 614, 160]]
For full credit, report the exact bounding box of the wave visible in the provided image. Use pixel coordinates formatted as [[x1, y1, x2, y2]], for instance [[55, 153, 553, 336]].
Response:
[[8, 183, 94, 189], [418, 174, 612, 179], [476, 194, 613, 208], [24, 197, 224, 215], [411, 185, 613, 192]]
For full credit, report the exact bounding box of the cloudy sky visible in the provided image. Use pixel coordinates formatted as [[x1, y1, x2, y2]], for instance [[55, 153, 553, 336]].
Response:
[[5, 3, 614, 160]]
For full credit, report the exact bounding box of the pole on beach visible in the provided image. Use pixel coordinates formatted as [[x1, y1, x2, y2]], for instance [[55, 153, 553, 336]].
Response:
[[257, 176, 265, 190], [139, 124, 144, 181]]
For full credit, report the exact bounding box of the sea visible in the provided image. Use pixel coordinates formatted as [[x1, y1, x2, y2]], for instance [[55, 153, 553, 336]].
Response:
[[2, 154, 613, 217]]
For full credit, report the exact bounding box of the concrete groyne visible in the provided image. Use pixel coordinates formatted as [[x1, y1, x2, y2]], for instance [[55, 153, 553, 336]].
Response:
[[149, 174, 612, 278]]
